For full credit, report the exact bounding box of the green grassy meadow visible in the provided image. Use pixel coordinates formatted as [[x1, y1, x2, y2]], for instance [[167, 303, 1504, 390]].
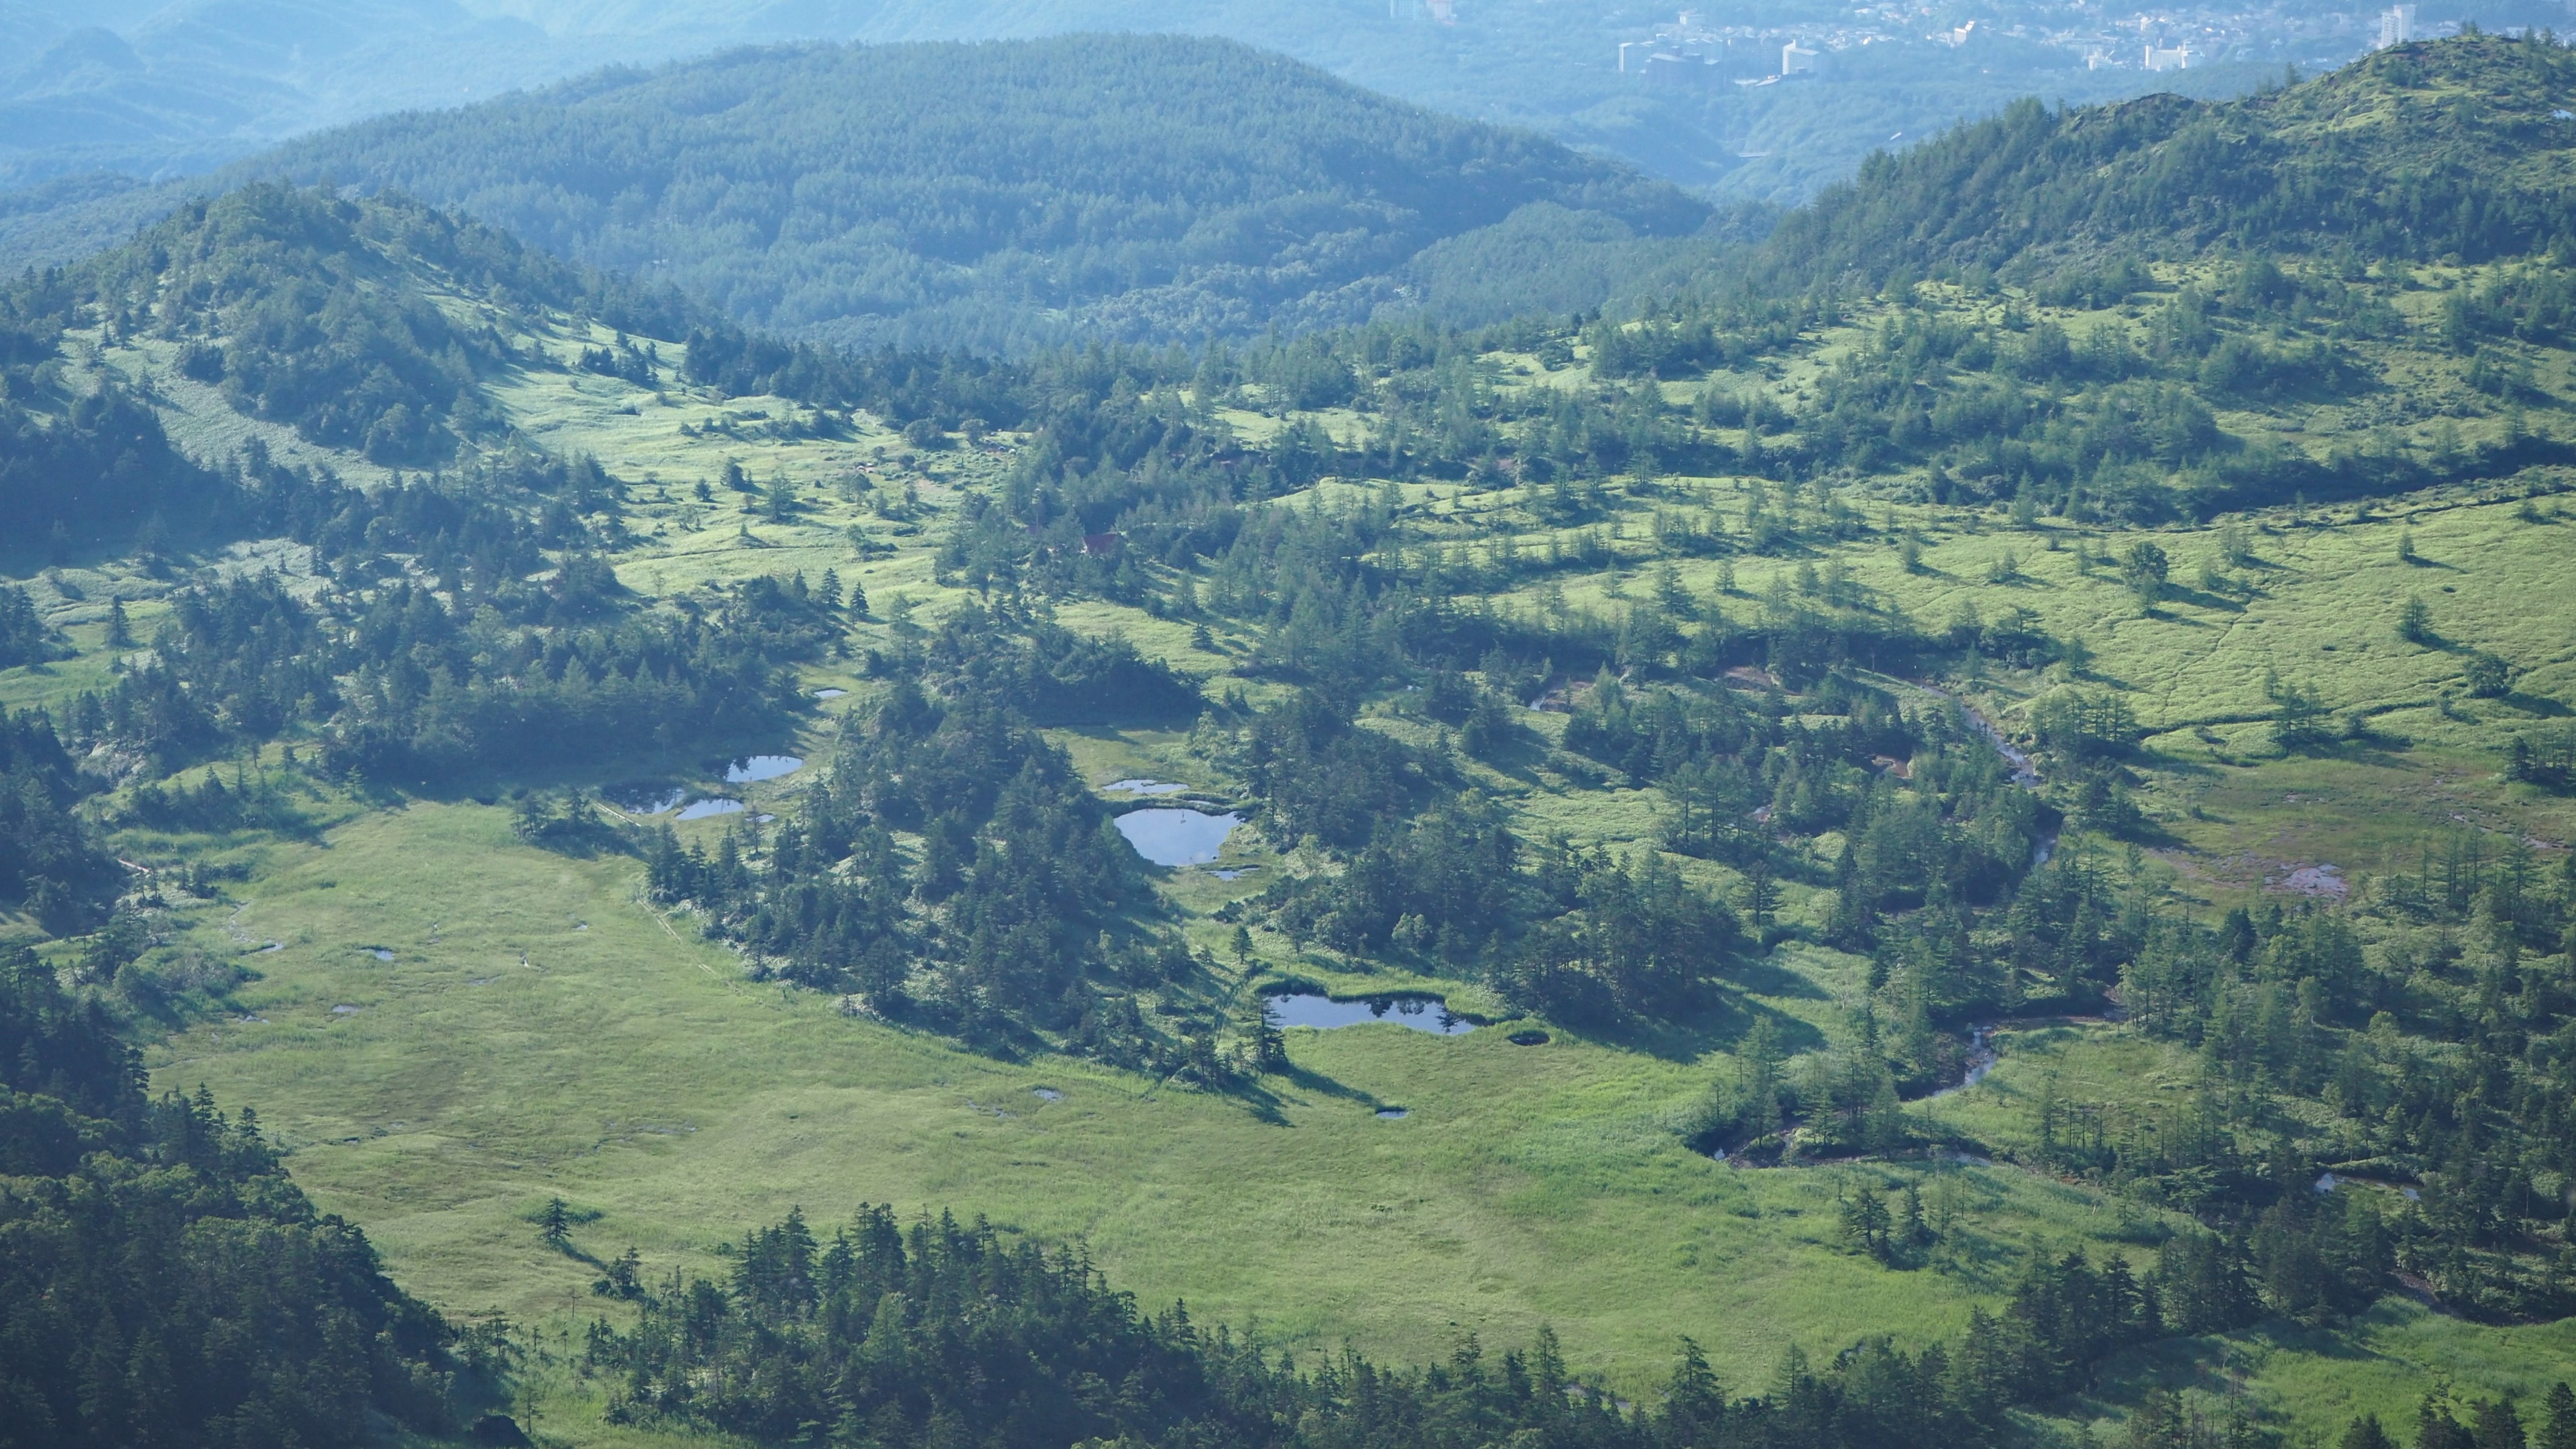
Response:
[[11, 276, 2576, 1440], [142, 799, 2108, 1397]]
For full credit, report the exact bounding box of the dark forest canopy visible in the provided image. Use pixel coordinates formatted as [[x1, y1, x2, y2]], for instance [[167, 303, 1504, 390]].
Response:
[[207, 33, 1715, 353], [584, 1200, 2576, 1449], [0, 949, 475, 1448]]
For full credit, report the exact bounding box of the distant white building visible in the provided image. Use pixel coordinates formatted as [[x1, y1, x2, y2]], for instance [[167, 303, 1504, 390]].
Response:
[[2377, 5, 2418, 47], [1782, 42, 1819, 75], [2144, 44, 2191, 70]]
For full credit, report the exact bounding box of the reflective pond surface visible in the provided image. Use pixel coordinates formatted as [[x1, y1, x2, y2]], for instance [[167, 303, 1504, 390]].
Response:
[[725, 755, 804, 784], [1263, 991, 1473, 1035], [1103, 779, 1188, 795], [678, 798, 746, 820], [1114, 809, 1241, 866], [610, 786, 687, 815]]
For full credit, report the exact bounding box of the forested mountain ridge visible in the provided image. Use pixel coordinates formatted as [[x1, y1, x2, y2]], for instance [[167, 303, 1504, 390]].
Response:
[[0, 180, 699, 553], [67, 34, 1722, 354], [1757, 34, 2576, 291], [80, 182, 696, 463]]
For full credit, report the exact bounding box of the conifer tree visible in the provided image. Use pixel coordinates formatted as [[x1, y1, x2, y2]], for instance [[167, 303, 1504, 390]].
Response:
[[1241, 993, 1285, 1075], [1902, 1182, 1930, 1248], [2537, 1384, 2576, 1449]]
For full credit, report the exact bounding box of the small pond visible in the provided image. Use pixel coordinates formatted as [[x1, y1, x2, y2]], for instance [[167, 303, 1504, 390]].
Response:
[[609, 786, 686, 815], [1104, 778, 1189, 796], [726, 755, 804, 784], [1376, 1107, 1410, 1120], [1114, 809, 1241, 867], [815, 688, 847, 700], [678, 798, 746, 820], [1264, 991, 1474, 1036]]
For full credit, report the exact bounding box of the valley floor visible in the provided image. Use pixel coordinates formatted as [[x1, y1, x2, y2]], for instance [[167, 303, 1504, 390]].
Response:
[[10, 293, 2576, 1440]]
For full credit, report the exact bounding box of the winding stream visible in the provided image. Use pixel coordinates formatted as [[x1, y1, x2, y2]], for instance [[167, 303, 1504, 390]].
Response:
[[1924, 1027, 2000, 1100], [1923, 684, 2057, 866]]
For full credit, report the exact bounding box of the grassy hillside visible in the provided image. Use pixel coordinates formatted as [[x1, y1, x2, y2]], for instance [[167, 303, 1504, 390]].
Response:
[[4, 39, 2576, 1447]]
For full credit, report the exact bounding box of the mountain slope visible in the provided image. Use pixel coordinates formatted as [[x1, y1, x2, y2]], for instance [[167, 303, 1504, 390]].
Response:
[[1760, 34, 2576, 289], [160, 34, 1714, 352], [5, 42, 2576, 1446]]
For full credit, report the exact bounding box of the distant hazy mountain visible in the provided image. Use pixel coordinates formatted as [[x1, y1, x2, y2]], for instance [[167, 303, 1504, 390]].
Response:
[[73, 35, 1728, 351], [0, 0, 2282, 209], [0, 1, 591, 183], [0, 0, 1698, 193]]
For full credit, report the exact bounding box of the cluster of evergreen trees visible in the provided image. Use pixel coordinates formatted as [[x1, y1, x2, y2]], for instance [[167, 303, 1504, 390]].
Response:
[[582, 1201, 2576, 1449], [0, 376, 224, 561], [39, 441, 838, 783], [2095, 836, 2576, 1322], [647, 602, 1217, 1064], [0, 707, 122, 935], [0, 948, 472, 1447], [0, 586, 67, 669], [54, 564, 820, 786], [1674, 728, 2574, 1322]]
